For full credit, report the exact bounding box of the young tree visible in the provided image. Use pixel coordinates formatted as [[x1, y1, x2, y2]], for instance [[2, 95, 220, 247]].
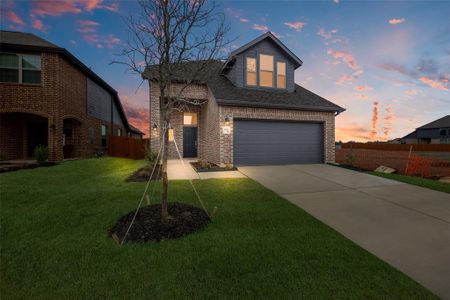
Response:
[[116, 0, 229, 222]]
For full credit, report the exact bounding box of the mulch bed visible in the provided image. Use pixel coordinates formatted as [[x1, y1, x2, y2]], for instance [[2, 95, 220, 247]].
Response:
[[126, 164, 162, 182], [109, 202, 210, 243], [0, 161, 57, 173], [190, 161, 237, 172]]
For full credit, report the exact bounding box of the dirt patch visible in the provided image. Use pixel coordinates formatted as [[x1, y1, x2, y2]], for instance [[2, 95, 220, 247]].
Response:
[[109, 202, 210, 243], [126, 164, 162, 182]]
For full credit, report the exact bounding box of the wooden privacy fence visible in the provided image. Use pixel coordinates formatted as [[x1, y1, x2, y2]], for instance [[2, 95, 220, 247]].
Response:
[[341, 143, 450, 152], [336, 148, 450, 178], [108, 136, 148, 160]]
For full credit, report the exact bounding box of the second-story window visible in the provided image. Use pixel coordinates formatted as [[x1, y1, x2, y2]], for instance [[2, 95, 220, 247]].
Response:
[[246, 57, 256, 86], [22, 55, 41, 84], [0, 53, 41, 84], [0, 54, 19, 83], [277, 62, 286, 89], [259, 54, 274, 87]]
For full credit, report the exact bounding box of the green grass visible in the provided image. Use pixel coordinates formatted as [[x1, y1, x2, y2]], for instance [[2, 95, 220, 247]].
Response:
[[1, 158, 436, 299], [370, 172, 450, 194]]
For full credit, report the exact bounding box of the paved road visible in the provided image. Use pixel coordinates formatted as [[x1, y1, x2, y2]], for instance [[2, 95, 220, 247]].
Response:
[[239, 164, 450, 299]]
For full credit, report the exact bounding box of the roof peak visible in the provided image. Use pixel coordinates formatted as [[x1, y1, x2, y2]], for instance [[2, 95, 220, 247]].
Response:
[[229, 31, 303, 69], [417, 115, 450, 129]]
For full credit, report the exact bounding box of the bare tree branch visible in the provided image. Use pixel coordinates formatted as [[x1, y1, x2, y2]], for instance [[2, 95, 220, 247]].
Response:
[[112, 0, 231, 221]]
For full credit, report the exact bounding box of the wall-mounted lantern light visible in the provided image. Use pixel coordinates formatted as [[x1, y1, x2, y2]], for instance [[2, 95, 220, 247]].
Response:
[[152, 123, 158, 131], [224, 116, 230, 126]]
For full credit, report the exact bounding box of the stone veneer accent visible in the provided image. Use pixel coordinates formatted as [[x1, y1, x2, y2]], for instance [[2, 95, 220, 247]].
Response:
[[149, 82, 336, 165]]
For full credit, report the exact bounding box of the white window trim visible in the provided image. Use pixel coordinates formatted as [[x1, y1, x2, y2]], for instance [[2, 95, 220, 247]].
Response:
[[0, 53, 41, 84]]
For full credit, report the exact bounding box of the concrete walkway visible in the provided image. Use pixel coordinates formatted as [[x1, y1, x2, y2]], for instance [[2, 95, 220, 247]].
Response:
[[239, 164, 450, 299], [167, 159, 245, 180]]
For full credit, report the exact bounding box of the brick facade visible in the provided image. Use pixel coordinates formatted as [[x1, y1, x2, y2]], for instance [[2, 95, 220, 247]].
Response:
[[218, 106, 336, 164], [0, 52, 127, 161], [149, 81, 337, 165], [149, 81, 208, 158]]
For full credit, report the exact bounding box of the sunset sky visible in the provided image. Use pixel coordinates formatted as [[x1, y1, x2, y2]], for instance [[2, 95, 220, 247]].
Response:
[[2, 0, 449, 140]]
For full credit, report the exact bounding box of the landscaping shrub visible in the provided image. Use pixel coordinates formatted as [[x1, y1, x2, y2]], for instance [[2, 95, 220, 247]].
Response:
[[34, 145, 49, 163], [144, 146, 160, 165]]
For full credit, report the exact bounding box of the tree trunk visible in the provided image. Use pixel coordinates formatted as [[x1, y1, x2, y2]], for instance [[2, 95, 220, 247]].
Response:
[[161, 115, 170, 223]]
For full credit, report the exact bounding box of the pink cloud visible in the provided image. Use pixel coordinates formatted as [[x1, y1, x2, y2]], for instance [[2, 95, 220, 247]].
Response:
[[239, 18, 249, 23], [419, 77, 449, 91], [32, 18, 45, 31], [336, 74, 354, 85], [317, 28, 337, 40], [404, 89, 418, 96], [388, 18, 405, 25], [354, 85, 373, 92], [383, 105, 394, 139], [370, 101, 379, 140], [327, 49, 360, 70], [252, 24, 268, 32], [105, 34, 121, 48], [78, 20, 100, 26], [30, 0, 118, 17], [6, 11, 24, 25], [77, 19, 119, 48], [122, 102, 149, 137], [284, 21, 306, 32], [358, 94, 368, 100]]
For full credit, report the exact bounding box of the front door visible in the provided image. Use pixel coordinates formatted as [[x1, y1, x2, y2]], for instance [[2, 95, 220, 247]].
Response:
[[183, 127, 197, 158]]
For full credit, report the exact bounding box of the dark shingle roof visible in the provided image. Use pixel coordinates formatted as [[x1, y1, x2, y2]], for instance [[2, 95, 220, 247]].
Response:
[[0, 30, 60, 48], [417, 115, 450, 129], [143, 60, 344, 113], [0, 30, 143, 135]]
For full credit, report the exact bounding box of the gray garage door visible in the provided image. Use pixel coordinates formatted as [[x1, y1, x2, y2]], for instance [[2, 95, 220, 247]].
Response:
[[233, 120, 324, 165]]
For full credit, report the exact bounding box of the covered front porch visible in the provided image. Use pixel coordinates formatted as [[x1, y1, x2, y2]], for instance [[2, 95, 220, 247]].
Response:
[[0, 112, 84, 161]]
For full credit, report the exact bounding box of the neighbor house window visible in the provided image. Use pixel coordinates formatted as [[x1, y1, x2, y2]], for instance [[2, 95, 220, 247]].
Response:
[[439, 129, 447, 136], [183, 112, 198, 126], [259, 54, 273, 87], [0, 53, 41, 84], [101, 125, 107, 147], [117, 128, 122, 136], [22, 55, 41, 84], [277, 62, 286, 89], [246, 57, 256, 86]]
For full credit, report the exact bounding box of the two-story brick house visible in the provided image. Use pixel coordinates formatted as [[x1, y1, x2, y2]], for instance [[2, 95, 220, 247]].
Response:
[[0, 31, 143, 161], [144, 32, 345, 166]]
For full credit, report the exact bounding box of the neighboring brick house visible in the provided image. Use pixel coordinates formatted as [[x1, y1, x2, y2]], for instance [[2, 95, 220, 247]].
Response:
[[400, 115, 450, 144], [143, 32, 344, 166], [0, 31, 143, 161]]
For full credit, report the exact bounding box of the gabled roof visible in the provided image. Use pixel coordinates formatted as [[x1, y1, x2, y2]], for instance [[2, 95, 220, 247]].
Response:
[[417, 115, 450, 129], [228, 32, 303, 68], [0, 30, 143, 135], [0, 31, 59, 48], [400, 131, 418, 140], [143, 60, 345, 113]]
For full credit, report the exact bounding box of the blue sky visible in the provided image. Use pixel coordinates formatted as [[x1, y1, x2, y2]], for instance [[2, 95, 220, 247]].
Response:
[[2, 0, 449, 140]]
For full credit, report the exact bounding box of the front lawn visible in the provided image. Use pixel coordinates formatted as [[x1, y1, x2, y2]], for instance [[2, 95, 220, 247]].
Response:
[[0, 158, 436, 299], [370, 172, 450, 194]]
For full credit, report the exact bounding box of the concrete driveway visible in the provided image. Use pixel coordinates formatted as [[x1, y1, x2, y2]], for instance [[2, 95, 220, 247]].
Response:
[[239, 164, 450, 299]]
